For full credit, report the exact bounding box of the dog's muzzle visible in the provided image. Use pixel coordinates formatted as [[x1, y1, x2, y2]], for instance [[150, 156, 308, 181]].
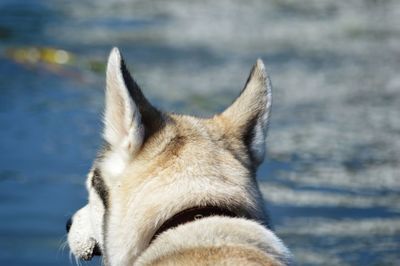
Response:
[[65, 216, 102, 260]]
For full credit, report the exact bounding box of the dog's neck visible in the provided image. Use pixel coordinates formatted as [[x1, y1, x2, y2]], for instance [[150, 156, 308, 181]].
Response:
[[150, 206, 239, 244]]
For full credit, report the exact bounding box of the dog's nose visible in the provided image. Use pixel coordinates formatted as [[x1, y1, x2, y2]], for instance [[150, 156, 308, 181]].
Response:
[[66, 217, 72, 233], [93, 243, 102, 256]]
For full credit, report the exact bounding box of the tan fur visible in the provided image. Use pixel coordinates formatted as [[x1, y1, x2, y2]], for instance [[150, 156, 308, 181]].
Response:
[[66, 48, 291, 266], [146, 246, 279, 266]]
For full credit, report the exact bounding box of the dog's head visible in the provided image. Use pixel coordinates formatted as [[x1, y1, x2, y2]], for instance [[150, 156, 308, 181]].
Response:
[[66, 48, 272, 265]]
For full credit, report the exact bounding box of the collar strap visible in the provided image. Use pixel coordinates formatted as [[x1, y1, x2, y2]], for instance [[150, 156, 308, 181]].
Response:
[[150, 206, 239, 244]]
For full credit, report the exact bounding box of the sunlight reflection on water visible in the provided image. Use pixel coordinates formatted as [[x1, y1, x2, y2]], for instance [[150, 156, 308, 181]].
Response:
[[0, 1, 399, 265]]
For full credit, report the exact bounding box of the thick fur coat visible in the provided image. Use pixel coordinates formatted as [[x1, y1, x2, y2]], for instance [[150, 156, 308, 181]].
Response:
[[66, 48, 291, 266]]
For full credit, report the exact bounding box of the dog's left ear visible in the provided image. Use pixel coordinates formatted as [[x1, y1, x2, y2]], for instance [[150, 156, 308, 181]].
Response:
[[103, 47, 163, 155], [221, 59, 272, 166]]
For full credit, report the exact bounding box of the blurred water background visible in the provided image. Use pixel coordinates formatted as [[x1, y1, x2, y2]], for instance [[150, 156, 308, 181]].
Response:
[[0, 0, 399, 265]]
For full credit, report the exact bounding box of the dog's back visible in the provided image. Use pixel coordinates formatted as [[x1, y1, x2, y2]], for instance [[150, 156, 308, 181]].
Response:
[[137, 217, 289, 266]]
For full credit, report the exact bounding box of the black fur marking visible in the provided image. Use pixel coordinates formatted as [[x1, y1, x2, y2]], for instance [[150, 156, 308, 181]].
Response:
[[92, 168, 109, 209], [91, 168, 110, 262]]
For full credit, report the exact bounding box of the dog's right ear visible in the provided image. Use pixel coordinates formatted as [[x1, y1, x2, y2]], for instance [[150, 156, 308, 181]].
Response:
[[219, 59, 272, 167], [103, 47, 163, 156]]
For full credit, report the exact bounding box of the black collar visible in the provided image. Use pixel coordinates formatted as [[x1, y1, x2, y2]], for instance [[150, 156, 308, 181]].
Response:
[[150, 206, 239, 244]]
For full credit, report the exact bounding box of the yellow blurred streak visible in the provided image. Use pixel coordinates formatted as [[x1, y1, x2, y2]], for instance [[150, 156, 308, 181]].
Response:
[[5, 47, 74, 65]]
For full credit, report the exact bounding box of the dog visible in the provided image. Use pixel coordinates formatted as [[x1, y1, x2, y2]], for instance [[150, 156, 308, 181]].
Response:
[[66, 47, 291, 266]]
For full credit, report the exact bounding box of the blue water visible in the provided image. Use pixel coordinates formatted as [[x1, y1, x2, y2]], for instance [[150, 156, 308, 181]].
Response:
[[1, 1, 399, 265]]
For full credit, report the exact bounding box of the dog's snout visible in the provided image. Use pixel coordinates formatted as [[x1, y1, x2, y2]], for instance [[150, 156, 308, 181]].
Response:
[[66, 217, 72, 233]]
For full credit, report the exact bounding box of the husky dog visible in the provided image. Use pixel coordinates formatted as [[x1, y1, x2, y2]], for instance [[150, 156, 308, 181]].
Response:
[[66, 48, 291, 266]]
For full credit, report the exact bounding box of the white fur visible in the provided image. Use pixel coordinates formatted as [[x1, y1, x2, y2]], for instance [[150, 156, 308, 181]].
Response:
[[67, 205, 97, 260], [103, 47, 144, 156], [251, 122, 266, 164], [101, 147, 130, 179]]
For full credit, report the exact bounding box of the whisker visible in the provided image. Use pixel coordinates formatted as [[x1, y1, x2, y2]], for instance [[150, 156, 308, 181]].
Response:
[[74, 255, 80, 266], [57, 235, 68, 257], [69, 250, 74, 265]]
